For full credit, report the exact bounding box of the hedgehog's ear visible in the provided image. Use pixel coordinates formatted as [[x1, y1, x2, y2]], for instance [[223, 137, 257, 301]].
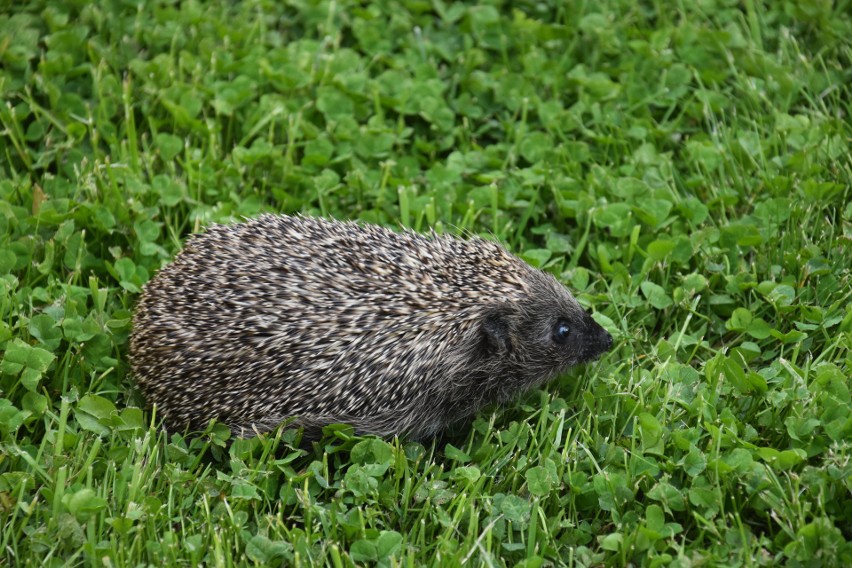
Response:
[[481, 308, 512, 354]]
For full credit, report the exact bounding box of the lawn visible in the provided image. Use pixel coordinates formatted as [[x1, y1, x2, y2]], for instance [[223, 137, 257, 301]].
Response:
[[1, 0, 850, 565]]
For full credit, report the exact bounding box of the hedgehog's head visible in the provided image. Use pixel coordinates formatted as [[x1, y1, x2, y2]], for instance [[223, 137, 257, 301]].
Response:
[[479, 270, 612, 393]]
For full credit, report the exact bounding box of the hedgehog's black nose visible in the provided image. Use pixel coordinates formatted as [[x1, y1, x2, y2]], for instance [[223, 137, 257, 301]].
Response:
[[589, 327, 612, 358], [580, 315, 613, 361], [601, 329, 613, 351]]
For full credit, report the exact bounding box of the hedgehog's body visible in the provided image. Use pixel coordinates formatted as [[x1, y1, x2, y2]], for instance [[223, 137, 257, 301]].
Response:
[[130, 215, 612, 439]]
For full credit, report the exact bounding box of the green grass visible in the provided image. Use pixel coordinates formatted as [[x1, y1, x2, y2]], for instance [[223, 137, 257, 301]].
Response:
[[1, 0, 851, 565]]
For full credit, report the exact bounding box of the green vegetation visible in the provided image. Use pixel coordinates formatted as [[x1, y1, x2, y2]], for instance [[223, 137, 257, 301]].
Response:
[[1, 0, 850, 565]]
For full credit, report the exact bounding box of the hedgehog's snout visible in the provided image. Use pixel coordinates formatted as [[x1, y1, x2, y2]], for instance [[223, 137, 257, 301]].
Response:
[[580, 313, 613, 362]]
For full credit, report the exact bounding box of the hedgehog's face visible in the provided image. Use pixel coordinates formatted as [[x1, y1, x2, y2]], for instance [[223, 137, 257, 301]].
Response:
[[544, 308, 613, 367], [481, 274, 612, 389]]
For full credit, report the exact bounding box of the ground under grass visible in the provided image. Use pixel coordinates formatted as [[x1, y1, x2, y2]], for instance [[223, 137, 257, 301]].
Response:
[[1, 0, 851, 566]]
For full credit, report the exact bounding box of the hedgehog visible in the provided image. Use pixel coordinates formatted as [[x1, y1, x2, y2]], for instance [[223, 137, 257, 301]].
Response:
[[129, 214, 612, 440]]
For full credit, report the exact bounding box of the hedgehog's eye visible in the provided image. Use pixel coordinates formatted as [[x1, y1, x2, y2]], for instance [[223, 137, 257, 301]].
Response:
[[552, 320, 571, 344]]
